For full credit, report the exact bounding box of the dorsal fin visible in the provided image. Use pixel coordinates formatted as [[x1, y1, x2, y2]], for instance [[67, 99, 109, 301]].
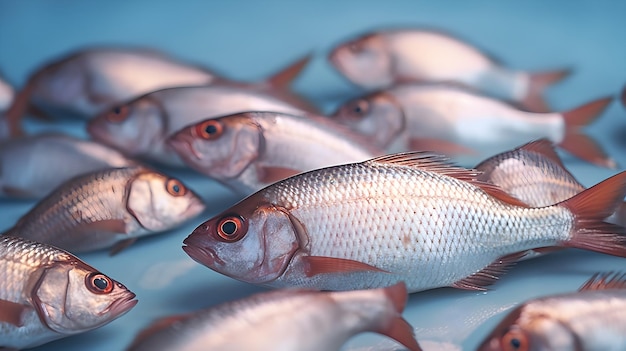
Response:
[[579, 272, 626, 291], [367, 152, 529, 207], [519, 139, 566, 168]]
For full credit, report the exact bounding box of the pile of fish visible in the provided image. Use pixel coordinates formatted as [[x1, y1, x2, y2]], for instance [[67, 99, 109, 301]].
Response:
[[0, 27, 625, 351]]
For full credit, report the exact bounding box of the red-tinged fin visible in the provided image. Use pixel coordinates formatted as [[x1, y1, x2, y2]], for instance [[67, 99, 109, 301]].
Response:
[[108, 238, 137, 256], [451, 252, 526, 291], [519, 139, 566, 168], [561, 171, 626, 257], [383, 282, 408, 313], [302, 256, 388, 278], [409, 137, 477, 156], [257, 165, 302, 185], [0, 299, 30, 327], [530, 246, 564, 255], [523, 69, 572, 113], [558, 96, 616, 168], [128, 314, 190, 349], [379, 317, 423, 351], [265, 53, 312, 89], [579, 272, 626, 291]]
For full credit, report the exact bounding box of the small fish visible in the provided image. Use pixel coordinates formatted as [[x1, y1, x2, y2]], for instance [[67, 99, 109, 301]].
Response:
[[478, 272, 626, 351], [126, 282, 421, 351], [183, 152, 626, 293], [0, 235, 137, 350], [0, 133, 135, 199], [329, 29, 569, 112], [87, 85, 311, 166], [331, 83, 614, 168], [168, 111, 380, 194], [4, 166, 205, 254], [5, 47, 310, 136]]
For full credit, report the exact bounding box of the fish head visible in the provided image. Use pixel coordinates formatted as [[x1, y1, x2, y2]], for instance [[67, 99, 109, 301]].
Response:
[[331, 91, 405, 149], [31, 261, 137, 334], [183, 194, 301, 284], [126, 170, 206, 231], [167, 113, 262, 179], [87, 96, 165, 157], [329, 33, 393, 88], [477, 305, 570, 351]]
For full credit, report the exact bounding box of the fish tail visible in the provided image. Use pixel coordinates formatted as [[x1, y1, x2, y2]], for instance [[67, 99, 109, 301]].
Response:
[[265, 52, 312, 89], [607, 202, 626, 228], [523, 68, 571, 112], [561, 171, 626, 257], [558, 96, 616, 168], [377, 282, 423, 351]]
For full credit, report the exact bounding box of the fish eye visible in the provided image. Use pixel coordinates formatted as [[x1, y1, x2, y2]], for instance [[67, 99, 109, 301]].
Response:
[[195, 120, 223, 140], [216, 215, 246, 242], [106, 105, 130, 123], [346, 99, 370, 118], [86, 273, 114, 294], [502, 329, 529, 351], [166, 178, 187, 197]]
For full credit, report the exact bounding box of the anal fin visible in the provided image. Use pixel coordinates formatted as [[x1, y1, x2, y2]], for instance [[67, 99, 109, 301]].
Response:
[[451, 252, 526, 291]]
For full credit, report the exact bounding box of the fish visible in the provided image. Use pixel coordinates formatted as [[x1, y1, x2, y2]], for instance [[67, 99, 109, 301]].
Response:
[[329, 29, 569, 112], [0, 133, 136, 199], [4, 166, 205, 254], [183, 152, 626, 293], [477, 272, 626, 351], [4, 47, 311, 136], [475, 139, 626, 227], [126, 282, 421, 351], [0, 235, 137, 350], [87, 85, 313, 167], [330, 83, 615, 168], [167, 111, 381, 194]]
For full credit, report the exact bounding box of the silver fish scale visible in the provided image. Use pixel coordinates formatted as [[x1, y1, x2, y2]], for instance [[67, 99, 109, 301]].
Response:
[[266, 162, 573, 291], [7, 167, 145, 248]]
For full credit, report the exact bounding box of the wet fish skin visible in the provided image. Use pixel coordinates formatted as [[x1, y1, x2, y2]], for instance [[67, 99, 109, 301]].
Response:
[[0, 235, 137, 349], [184, 152, 626, 293], [329, 29, 569, 112], [168, 111, 380, 194], [4, 166, 205, 254], [87, 85, 310, 166], [478, 272, 626, 351], [0, 133, 136, 199], [331, 83, 614, 168], [126, 282, 421, 351]]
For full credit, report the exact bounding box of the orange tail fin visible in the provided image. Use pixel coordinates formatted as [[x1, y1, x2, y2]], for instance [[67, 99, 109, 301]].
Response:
[[522, 69, 571, 113], [378, 282, 423, 351], [265, 52, 312, 89], [558, 96, 615, 168], [561, 171, 626, 257]]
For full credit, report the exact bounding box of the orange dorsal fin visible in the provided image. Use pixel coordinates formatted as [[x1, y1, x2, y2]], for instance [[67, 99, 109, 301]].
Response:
[[518, 139, 565, 168], [579, 272, 626, 291], [265, 53, 312, 89], [302, 256, 388, 277]]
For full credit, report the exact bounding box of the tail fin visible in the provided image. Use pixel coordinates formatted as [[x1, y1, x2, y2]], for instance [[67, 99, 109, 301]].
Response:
[[378, 282, 422, 351], [561, 171, 626, 257], [558, 96, 616, 168], [522, 68, 571, 112], [607, 202, 626, 228], [265, 53, 312, 89]]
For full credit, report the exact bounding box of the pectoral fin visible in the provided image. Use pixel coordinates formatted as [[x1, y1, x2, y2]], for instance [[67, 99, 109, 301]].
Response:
[[303, 256, 388, 277], [0, 299, 30, 327], [451, 252, 526, 291]]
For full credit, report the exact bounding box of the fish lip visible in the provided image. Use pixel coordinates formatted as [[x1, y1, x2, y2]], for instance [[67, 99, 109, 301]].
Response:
[[182, 240, 226, 267], [168, 133, 202, 161], [105, 292, 138, 318]]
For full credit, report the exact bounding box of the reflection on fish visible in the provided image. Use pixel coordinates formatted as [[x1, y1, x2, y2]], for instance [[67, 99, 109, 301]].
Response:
[[87, 85, 311, 166], [4, 47, 310, 137], [0, 133, 135, 199], [478, 272, 626, 351], [0, 235, 137, 350], [331, 83, 614, 168], [4, 167, 205, 254], [184, 152, 626, 292], [329, 29, 569, 112], [126, 282, 421, 351], [168, 111, 380, 194]]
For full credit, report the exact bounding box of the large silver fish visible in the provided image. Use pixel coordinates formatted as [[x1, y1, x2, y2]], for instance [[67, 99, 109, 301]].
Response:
[[0, 133, 135, 199], [4, 47, 310, 136], [331, 83, 614, 168], [126, 282, 421, 351], [478, 272, 626, 351], [183, 152, 626, 293], [168, 111, 380, 194], [87, 85, 312, 166], [0, 235, 137, 350], [4, 167, 205, 254], [329, 29, 569, 112]]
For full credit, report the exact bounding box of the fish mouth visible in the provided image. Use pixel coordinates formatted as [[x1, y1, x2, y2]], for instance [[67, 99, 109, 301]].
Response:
[[106, 292, 138, 318], [182, 238, 225, 268], [168, 134, 202, 161]]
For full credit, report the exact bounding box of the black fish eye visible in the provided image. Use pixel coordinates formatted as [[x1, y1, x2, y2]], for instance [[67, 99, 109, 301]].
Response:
[[113, 106, 122, 114], [94, 277, 109, 290], [221, 220, 237, 235], [205, 124, 218, 135], [86, 273, 113, 294]]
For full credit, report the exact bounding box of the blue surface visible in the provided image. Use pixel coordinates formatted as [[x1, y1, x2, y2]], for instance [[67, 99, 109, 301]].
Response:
[[1, 1, 625, 350]]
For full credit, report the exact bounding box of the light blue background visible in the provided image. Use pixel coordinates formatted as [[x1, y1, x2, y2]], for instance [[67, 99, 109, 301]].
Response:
[[1, 1, 625, 350]]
